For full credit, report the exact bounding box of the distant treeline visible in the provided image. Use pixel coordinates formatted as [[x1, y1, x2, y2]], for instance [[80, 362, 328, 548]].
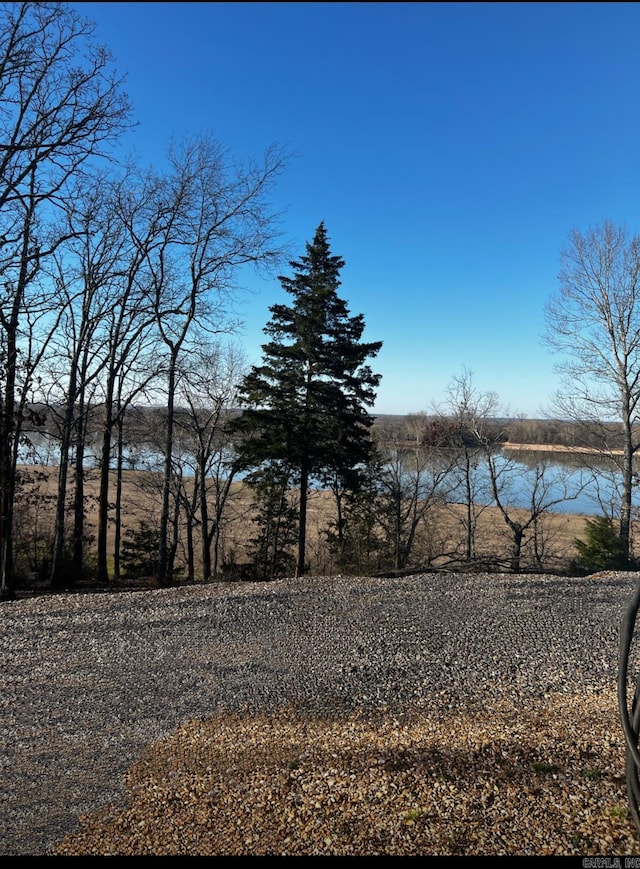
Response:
[[21, 405, 629, 453], [371, 413, 628, 451]]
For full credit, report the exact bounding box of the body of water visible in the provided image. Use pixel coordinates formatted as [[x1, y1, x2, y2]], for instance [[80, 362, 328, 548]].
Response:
[[17, 432, 639, 518]]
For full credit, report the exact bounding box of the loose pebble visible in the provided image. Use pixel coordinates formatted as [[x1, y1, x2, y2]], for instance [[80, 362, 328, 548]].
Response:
[[1, 572, 640, 855]]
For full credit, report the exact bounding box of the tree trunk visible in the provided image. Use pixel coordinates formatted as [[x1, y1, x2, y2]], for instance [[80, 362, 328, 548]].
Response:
[[50, 385, 75, 585], [113, 415, 125, 581], [158, 350, 177, 585], [621, 393, 633, 560], [198, 462, 211, 582], [297, 465, 308, 577], [463, 451, 474, 560], [72, 396, 87, 578], [97, 382, 115, 584], [0, 229, 33, 593], [510, 526, 524, 572], [0, 350, 16, 594]]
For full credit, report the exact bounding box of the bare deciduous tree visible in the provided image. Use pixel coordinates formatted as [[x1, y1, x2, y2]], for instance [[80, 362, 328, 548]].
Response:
[[484, 448, 588, 572], [373, 414, 454, 571], [435, 368, 499, 564], [45, 175, 123, 584], [175, 340, 247, 581], [544, 220, 640, 561], [146, 135, 289, 585], [94, 170, 165, 585], [0, 1, 132, 594]]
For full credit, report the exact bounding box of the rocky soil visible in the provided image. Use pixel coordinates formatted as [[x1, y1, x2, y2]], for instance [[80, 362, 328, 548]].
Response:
[[2, 571, 640, 856]]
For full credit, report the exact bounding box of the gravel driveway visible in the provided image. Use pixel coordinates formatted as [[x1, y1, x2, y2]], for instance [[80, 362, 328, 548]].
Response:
[[1, 571, 638, 856]]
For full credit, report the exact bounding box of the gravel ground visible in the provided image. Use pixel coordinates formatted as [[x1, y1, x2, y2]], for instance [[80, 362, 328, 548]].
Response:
[[2, 571, 640, 856]]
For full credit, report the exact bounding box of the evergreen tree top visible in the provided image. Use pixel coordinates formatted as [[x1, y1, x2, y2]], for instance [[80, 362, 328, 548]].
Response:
[[277, 222, 344, 296]]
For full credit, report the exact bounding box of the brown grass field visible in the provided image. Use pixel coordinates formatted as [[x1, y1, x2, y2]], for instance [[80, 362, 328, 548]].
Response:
[[13, 442, 621, 587]]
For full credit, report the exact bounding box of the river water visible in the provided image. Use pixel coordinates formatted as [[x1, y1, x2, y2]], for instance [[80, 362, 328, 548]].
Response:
[[462, 449, 626, 516], [18, 432, 638, 518]]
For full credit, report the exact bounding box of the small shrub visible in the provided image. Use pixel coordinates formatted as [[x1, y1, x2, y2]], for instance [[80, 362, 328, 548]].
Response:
[[574, 515, 633, 572], [609, 804, 631, 821], [532, 761, 557, 774], [120, 521, 160, 579]]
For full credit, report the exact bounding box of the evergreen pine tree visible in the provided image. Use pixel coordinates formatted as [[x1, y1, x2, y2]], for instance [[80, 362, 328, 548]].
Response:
[[233, 222, 383, 577], [325, 453, 386, 575], [574, 515, 633, 572], [245, 462, 299, 581], [120, 521, 161, 579]]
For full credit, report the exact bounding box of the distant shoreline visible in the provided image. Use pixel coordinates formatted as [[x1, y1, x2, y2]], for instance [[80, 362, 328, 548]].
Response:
[[503, 442, 624, 456]]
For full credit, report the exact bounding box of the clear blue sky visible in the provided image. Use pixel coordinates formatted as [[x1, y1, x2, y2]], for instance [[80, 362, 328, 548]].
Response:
[[72, 1, 640, 419]]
